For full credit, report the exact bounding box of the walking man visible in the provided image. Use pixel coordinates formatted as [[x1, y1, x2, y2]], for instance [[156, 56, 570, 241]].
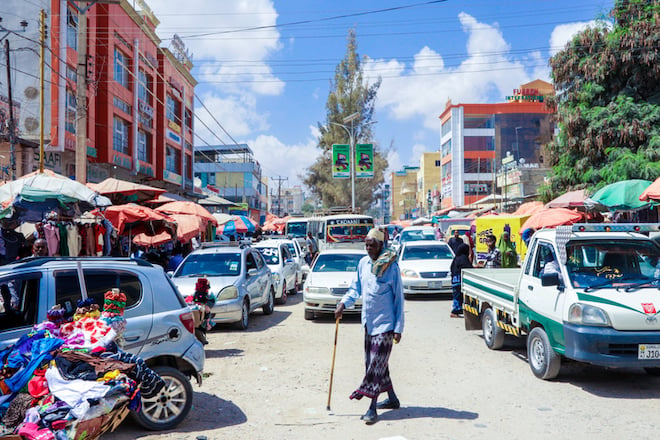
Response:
[[335, 228, 404, 424], [306, 231, 318, 265]]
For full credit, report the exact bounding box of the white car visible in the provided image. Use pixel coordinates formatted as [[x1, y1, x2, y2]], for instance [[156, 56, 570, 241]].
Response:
[[303, 249, 366, 320], [398, 240, 454, 296], [255, 239, 298, 304], [393, 225, 438, 253], [280, 238, 307, 285]]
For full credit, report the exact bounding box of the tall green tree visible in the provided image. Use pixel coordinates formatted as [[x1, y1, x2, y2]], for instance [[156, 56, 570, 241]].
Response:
[[540, 0, 660, 201], [303, 29, 387, 212]]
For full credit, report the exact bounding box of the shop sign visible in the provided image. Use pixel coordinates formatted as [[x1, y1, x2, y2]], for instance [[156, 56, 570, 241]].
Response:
[[163, 169, 182, 185], [506, 87, 545, 102], [169, 34, 193, 68], [137, 163, 154, 177], [113, 154, 131, 170], [35, 151, 63, 173], [168, 120, 181, 134], [138, 100, 154, 119], [464, 183, 488, 193], [167, 129, 181, 144]]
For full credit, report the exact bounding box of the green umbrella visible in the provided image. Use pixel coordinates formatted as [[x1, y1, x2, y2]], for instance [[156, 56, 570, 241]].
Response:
[[585, 179, 652, 211]]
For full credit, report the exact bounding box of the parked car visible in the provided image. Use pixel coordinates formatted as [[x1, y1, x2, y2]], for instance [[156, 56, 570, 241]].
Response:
[[0, 257, 204, 431], [398, 240, 454, 296], [271, 237, 306, 287], [303, 249, 366, 320], [254, 239, 298, 304], [393, 225, 438, 253], [171, 243, 274, 330]]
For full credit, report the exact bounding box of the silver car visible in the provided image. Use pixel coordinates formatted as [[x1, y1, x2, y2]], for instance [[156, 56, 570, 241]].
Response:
[[171, 244, 274, 330], [254, 239, 298, 304]]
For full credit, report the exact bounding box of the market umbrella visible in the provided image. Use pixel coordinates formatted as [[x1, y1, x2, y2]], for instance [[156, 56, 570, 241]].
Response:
[[132, 231, 172, 247], [545, 189, 589, 209], [99, 204, 176, 237], [0, 171, 111, 222], [216, 215, 257, 236], [168, 214, 206, 243], [639, 176, 660, 202], [87, 178, 166, 205], [513, 201, 544, 216], [156, 201, 218, 226], [521, 208, 584, 232], [212, 213, 233, 225], [585, 179, 652, 211]]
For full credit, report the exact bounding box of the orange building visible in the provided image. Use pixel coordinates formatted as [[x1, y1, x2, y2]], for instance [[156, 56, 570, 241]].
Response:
[[438, 80, 555, 209]]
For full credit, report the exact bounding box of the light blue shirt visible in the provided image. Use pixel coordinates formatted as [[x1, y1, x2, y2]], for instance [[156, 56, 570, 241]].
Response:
[[341, 256, 405, 336]]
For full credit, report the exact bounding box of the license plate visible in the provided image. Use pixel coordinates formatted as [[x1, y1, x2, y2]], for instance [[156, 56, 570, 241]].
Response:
[[428, 281, 442, 289], [638, 344, 660, 360]]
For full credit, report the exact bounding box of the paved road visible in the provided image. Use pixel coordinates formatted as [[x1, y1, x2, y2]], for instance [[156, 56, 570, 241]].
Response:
[[107, 292, 660, 440]]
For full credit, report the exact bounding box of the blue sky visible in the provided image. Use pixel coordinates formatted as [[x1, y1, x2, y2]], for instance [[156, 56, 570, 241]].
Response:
[[148, 0, 614, 190]]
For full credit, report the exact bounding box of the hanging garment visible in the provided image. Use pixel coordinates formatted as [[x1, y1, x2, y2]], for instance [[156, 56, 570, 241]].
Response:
[[43, 223, 60, 256], [57, 224, 69, 256], [66, 224, 81, 257], [95, 224, 106, 256], [85, 224, 95, 256]]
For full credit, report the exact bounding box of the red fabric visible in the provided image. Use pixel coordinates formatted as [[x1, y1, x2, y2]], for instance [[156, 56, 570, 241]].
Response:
[[28, 375, 49, 398]]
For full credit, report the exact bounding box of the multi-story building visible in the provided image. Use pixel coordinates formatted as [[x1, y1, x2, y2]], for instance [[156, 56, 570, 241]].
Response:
[[193, 144, 266, 222], [271, 186, 304, 217], [1, 0, 198, 197], [390, 166, 419, 220], [439, 79, 555, 210], [415, 151, 441, 216]]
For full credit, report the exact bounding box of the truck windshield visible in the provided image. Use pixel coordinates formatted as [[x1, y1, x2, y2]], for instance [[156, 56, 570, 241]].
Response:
[[287, 221, 307, 237], [565, 240, 660, 289]]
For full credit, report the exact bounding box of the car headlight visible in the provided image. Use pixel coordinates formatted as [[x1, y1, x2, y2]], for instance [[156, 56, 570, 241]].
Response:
[[272, 273, 281, 282], [305, 286, 330, 294], [401, 269, 419, 278], [217, 286, 239, 301], [567, 303, 611, 326]]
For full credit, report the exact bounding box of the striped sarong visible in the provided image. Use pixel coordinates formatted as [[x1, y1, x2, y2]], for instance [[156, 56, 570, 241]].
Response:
[[350, 330, 394, 400]]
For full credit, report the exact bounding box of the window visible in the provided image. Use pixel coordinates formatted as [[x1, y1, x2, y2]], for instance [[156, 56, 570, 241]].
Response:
[[175, 253, 241, 277], [441, 139, 451, 156], [113, 96, 131, 115], [464, 136, 494, 151], [435, 160, 441, 167], [113, 116, 130, 155], [208, 173, 216, 185], [65, 89, 76, 134], [246, 253, 257, 271], [66, 65, 77, 82], [83, 271, 142, 308], [0, 275, 41, 331], [253, 251, 265, 269], [137, 130, 151, 162], [533, 242, 558, 279], [166, 145, 181, 173], [464, 158, 492, 173], [166, 95, 180, 123], [113, 47, 130, 89], [67, 8, 78, 51], [464, 115, 494, 129], [185, 107, 192, 129], [441, 119, 451, 136], [137, 70, 150, 103]]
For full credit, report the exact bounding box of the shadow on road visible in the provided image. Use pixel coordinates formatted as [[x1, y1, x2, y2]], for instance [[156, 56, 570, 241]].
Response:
[[404, 293, 452, 302], [378, 406, 478, 421], [204, 348, 244, 358], [211, 308, 292, 333], [108, 392, 246, 439]]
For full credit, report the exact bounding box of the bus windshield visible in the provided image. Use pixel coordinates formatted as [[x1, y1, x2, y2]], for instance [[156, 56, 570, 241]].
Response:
[[286, 221, 307, 238], [326, 219, 374, 243]]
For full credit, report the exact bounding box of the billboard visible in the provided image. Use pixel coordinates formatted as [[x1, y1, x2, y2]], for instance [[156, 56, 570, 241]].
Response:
[[355, 144, 374, 178], [332, 144, 350, 179]]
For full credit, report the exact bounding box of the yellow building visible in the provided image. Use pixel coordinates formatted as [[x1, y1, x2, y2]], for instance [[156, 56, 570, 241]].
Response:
[[416, 151, 441, 216], [391, 166, 419, 220]]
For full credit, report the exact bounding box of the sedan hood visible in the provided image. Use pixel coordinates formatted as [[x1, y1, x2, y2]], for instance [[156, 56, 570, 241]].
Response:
[[398, 259, 451, 273], [172, 275, 238, 297], [306, 271, 356, 289]]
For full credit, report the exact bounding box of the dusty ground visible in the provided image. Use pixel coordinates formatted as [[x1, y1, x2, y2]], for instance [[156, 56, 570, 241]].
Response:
[[107, 292, 660, 440]]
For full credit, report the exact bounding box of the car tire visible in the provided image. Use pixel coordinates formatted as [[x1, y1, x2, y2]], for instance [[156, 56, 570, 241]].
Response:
[[132, 366, 193, 431], [527, 327, 561, 380], [482, 308, 504, 350], [304, 309, 315, 320], [644, 367, 660, 376], [262, 287, 275, 315], [235, 298, 250, 330], [277, 281, 288, 305]]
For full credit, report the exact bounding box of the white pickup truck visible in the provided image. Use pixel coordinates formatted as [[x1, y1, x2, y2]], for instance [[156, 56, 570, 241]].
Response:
[[462, 223, 660, 379]]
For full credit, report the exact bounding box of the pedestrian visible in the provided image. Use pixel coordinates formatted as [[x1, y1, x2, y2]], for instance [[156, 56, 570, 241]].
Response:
[[334, 228, 404, 425], [448, 229, 463, 253], [167, 243, 184, 272], [482, 234, 501, 268], [497, 230, 518, 268], [450, 243, 472, 317], [29, 239, 48, 258], [306, 231, 318, 265]]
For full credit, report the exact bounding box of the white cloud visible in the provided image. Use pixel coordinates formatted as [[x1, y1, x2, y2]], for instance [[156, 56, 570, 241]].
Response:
[[194, 92, 269, 143], [364, 13, 531, 130], [549, 21, 599, 56], [411, 144, 429, 165], [384, 149, 403, 183]]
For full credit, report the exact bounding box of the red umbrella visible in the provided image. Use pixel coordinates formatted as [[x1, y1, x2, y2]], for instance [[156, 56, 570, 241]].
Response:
[[639, 176, 660, 202], [545, 189, 588, 209], [521, 208, 584, 232], [156, 201, 218, 226], [169, 214, 206, 243], [99, 204, 176, 236], [513, 201, 544, 216], [133, 231, 172, 247]]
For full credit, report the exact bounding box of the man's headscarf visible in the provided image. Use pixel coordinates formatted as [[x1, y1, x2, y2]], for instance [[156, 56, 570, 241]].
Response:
[[366, 228, 385, 242], [367, 228, 397, 277]]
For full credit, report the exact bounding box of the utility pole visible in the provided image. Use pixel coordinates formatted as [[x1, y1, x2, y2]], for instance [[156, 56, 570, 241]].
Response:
[[4, 39, 15, 179], [39, 9, 46, 173], [271, 176, 288, 217], [75, 4, 88, 183]]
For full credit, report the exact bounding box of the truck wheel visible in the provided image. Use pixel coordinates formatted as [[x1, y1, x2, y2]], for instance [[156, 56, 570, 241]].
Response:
[[482, 308, 504, 350], [132, 366, 193, 430], [527, 327, 561, 380], [262, 287, 275, 315], [644, 368, 660, 376], [304, 309, 315, 320]]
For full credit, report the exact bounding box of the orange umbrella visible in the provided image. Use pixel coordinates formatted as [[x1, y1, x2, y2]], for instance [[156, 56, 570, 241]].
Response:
[[99, 204, 176, 236], [639, 176, 660, 202], [521, 208, 584, 232], [169, 214, 206, 242], [133, 231, 172, 247], [513, 201, 544, 216], [156, 201, 218, 226], [88, 177, 166, 204]]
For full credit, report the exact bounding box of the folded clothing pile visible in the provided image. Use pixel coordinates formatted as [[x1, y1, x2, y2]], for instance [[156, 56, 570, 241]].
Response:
[[0, 290, 165, 440]]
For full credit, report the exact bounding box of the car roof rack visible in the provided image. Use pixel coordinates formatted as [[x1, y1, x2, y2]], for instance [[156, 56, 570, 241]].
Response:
[[9, 256, 154, 269]]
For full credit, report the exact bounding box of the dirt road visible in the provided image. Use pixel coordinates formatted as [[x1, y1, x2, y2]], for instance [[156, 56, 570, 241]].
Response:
[[107, 293, 660, 440]]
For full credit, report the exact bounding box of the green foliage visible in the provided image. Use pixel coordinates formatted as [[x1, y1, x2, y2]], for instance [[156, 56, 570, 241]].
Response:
[[540, 0, 660, 201], [303, 29, 387, 212]]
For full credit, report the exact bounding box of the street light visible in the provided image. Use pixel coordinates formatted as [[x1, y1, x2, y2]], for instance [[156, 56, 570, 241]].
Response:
[[330, 113, 375, 212], [514, 126, 523, 162]]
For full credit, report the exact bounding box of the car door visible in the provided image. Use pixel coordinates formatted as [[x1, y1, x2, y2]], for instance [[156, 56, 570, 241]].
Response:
[[518, 240, 565, 345], [253, 251, 270, 302], [244, 252, 262, 307], [280, 245, 295, 286], [0, 272, 45, 349]]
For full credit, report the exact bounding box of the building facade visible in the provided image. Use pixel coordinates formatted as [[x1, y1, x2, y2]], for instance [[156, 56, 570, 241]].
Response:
[[193, 144, 266, 222], [439, 79, 554, 209], [416, 151, 441, 217], [271, 185, 304, 217], [390, 166, 419, 220]]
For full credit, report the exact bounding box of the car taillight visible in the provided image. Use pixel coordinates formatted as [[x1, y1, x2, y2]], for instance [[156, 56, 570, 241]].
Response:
[[179, 311, 195, 334]]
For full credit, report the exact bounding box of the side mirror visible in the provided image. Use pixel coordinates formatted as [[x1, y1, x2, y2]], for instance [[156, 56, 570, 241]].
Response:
[[541, 272, 560, 287], [166, 271, 174, 278], [247, 268, 258, 277]]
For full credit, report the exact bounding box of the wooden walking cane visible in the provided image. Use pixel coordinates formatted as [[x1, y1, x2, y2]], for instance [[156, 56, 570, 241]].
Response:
[[327, 316, 340, 411]]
